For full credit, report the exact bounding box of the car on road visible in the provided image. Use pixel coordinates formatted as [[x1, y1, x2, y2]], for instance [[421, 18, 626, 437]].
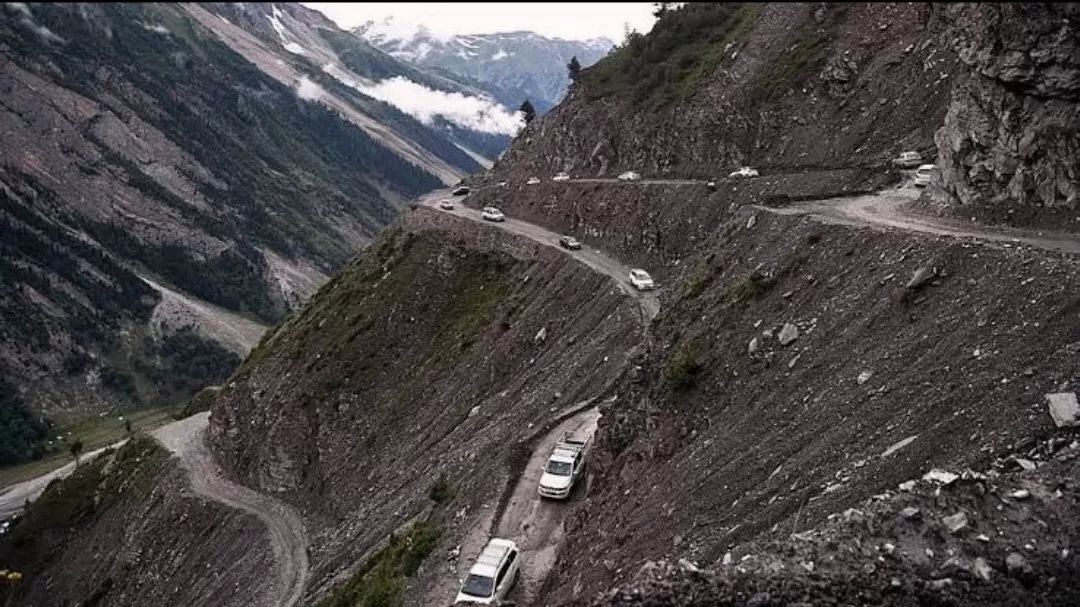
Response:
[[728, 166, 759, 179], [454, 538, 520, 605], [706, 180, 717, 191], [452, 186, 471, 196], [629, 268, 655, 291], [892, 151, 924, 169], [539, 431, 592, 499], [914, 164, 936, 188], [481, 207, 506, 222], [552, 172, 571, 182], [558, 235, 582, 250], [618, 171, 641, 181], [439, 199, 455, 210], [526, 176, 541, 185]]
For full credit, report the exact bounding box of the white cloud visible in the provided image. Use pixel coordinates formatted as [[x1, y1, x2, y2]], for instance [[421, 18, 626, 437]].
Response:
[[295, 76, 326, 101], [322, 64, 522, 135]]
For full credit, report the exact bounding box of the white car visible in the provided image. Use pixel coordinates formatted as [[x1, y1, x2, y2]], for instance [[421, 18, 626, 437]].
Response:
[[728, 166, 759, 178], [618, 171, 641, 181], [629, 268, 655, 291], [454, 538, 521, 605], [552, 172, 571, 182], [481, 207, 505, 222], [893, 151, 924, 169], [439, 199, 455, 210], [539, 432, 591, 500], [526, 177, 541, 185], [913, 164, 936, 188]]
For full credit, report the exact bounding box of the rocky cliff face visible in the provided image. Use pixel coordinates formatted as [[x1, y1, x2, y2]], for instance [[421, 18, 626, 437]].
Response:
[[493, 3, 957, 181], [931, 3, 1080, 226]]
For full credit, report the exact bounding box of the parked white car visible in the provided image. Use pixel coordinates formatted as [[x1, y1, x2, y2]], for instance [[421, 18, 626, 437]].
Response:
[[439, 199, 455, 210], [538, 431, 591, 499], [629, 268, 655, 291], [526, 177, 541, 185], [914, 164, 936, 188], [552, 172, 571, 182], [454, 538, 520, 605], [618, 171, 641, 181], [728, 166, 759, 178], [892, 151, 924, 169], [481, 207, 506, 222]]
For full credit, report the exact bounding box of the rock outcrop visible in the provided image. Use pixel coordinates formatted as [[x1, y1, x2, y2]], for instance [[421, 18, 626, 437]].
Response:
[[932, 3, 1080, 223]]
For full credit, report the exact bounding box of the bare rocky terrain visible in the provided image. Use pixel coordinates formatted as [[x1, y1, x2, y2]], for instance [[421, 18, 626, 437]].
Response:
[[3, 3, 1079, 607]]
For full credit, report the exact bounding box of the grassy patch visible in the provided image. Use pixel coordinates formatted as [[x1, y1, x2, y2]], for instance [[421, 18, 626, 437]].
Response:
[[663, 338, 707, 394], [428, 476, 456, 505], [316, 520, 443, 607], [6, 437, 167, 546], [582, 3, 763, 108], [729, 271, 779, 307], [0, 407, 174, 488], [750, 5, 846, 103]]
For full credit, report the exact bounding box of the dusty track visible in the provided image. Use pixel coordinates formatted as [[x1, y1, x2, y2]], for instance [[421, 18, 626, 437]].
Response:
[[420, 190, 661, 321], [761, 184, 1080, 254], [152, 413, 310, 607]]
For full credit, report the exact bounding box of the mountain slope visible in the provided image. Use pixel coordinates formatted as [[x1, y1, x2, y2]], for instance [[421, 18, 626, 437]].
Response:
[[0, 2, 453, 459], [196, 3, 523, 166], [355, 18, 615, 113]]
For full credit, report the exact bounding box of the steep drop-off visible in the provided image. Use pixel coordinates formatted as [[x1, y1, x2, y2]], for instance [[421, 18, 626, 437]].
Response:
[[205, 209, 643, 603]]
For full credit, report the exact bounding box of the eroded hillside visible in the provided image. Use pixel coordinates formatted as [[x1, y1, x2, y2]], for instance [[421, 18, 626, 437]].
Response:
[[205, 209, 644, 603]]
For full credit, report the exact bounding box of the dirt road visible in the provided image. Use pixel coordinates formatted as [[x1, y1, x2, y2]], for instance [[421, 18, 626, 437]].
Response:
[[761, 184, 1080, 254], [496, 408, 601, 604], [0, 442, 125, 520], [152, 413, 310, 607], [420, 191, 661, 321]]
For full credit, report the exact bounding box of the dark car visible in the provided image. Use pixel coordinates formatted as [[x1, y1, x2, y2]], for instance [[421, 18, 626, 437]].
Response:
[[452, 186, 471, 196], [558, 235, 582, 250]]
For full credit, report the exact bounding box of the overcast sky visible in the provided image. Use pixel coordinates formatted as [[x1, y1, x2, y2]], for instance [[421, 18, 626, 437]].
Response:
[[301, 3, 657, 41]]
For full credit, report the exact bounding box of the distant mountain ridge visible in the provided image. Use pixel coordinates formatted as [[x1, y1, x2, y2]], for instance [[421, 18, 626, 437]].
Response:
[[354, 17, 615, 113]]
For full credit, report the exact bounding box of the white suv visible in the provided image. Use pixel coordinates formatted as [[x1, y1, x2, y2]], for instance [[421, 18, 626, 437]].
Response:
[[629, 269, 655, 291], [481, 207, 506, 222], [728, 166, 759, 178], [618, 171, 641, 181], [454, 538, 520, 605], [913, 164, 936, 188], [552, 172, 571, 182]]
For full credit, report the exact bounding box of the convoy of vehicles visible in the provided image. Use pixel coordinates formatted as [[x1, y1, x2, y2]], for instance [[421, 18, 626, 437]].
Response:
[[538, 431, 592, 500]]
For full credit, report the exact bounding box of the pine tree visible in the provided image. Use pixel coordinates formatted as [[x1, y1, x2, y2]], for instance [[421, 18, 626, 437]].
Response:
[[519, 100, 536, 124], [567, 56, 582, 82]]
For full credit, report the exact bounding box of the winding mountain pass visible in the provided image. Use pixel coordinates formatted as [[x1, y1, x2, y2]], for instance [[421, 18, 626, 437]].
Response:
[[152, 413, 310, 607]]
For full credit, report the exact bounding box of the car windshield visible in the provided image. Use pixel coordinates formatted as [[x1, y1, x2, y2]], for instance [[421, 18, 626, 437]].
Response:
[[546, 460, 573, 476], [461, 574, 494, 598]]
